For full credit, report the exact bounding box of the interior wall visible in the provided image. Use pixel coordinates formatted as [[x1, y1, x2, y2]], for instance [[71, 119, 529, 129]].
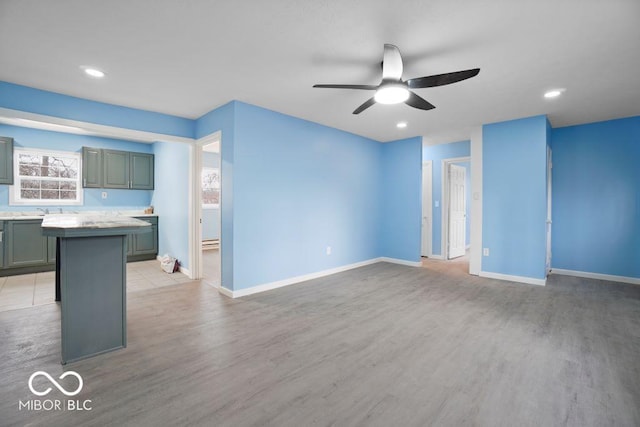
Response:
[[551, 115, 640, 279], [195, 101, 236, 289], [230, 102, 382, 291], [151, 141, 190, 270], [0, 124, 153, 209], [422, 140, 470, 256], [380, 137, 423, 262], [202, 151, 220, 240], [482, 115, 548, 281]]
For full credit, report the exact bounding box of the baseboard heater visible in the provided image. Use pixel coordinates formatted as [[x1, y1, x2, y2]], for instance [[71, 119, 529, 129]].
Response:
[[202, 239, 219, 250]]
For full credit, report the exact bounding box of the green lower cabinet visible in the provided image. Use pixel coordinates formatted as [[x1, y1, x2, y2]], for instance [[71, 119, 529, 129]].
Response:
[[128, 217, 158, 261], [0, 216, 158, 276], [47, 237, 57, 264], [0, 222, 4, 268], [5, 220, 48, 268], [126, 234, 134, 256]]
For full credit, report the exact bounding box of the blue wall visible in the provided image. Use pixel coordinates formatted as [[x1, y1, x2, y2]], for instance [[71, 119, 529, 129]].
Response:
[[0, 81, 194, 138], [202, 151, 220, 240], [151, 141, 190, 269], [0, 124, 153, 210], [422, 140, 471, 255], [380, 137, 423, 262], [230, 102, 382, 290], [551, 116, 640, 279], [482, 115, 548, 280]]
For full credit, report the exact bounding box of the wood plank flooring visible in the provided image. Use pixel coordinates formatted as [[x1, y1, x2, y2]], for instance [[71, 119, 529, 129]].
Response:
[[1, 261, 639, 426]]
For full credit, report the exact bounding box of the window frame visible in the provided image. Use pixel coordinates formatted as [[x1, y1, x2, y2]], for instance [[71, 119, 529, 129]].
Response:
[[9, 147, 84, 206], [201, 166, 220, 209]]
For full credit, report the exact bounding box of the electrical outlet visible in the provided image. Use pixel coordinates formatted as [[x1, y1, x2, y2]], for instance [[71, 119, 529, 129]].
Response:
[[101, 192, 108, 199], [483, 248, 490, 256], [326, 246, 332, 255]]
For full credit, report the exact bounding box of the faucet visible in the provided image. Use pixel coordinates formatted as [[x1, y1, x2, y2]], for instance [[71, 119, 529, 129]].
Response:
[[37, 208, 50, 215]]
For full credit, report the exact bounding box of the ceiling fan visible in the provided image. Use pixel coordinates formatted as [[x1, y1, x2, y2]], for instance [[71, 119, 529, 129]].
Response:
[[313, 44, 480, 114]]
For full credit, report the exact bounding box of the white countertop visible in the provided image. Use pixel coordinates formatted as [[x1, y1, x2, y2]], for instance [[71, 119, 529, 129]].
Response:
[[0, 210, 156, 221], [42, 214, 151, 229]]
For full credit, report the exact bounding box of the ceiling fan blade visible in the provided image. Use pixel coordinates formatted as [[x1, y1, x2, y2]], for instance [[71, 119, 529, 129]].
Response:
[[382, 44, 403, 81], [407, 68, 480, 89], [353, 97, 377, 114], [313, 84, 378, 90], [405, 92, 436, 110]]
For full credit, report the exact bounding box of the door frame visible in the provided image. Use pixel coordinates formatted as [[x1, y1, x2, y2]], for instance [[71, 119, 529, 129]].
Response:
[[189, 131, 221, 281], [421, 160, 433, 257], [546, 146, 552, 275], [441, 156, 470, 260]]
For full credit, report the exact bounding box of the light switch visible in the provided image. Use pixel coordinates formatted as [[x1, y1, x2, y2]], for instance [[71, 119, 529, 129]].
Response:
[[435, 201, 439, 208]]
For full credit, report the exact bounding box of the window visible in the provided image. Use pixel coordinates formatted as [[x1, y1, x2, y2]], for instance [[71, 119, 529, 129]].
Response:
[[202, 167, 220, 208], [10, 148, 83, 205]]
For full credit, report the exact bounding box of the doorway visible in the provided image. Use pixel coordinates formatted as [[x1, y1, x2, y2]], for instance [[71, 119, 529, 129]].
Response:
[[442, 157, 470, 261]]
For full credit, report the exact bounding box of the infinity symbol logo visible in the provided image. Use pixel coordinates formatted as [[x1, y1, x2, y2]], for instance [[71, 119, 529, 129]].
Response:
[[28, 371, 83, 397]]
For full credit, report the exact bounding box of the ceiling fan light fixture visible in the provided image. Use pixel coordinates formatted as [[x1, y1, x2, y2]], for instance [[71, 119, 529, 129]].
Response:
[[374, 84, 410, 104]]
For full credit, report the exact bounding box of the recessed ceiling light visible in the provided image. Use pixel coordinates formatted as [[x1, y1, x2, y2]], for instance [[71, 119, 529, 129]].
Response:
[[82, 67, 105, 78], [396, 122, 408, 129], [544, 89, 564, 98]]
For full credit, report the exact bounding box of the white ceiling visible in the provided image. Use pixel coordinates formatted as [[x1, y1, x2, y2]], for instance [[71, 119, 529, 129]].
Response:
[[1, 0, 638, 144]]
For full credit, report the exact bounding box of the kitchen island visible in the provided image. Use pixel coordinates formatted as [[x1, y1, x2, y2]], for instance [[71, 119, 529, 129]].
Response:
[[42, 215, 150, 364]]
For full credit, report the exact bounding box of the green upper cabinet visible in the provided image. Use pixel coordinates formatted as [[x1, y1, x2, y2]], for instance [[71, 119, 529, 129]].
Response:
[[101, 149, 154, 190], [103, 149, 131, 189], [0, 136, 14, 185], [82, 146, 103, 188], [130, 152, 154, 190]]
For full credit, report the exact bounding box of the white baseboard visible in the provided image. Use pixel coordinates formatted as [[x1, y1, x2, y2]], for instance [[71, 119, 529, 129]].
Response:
[[379, 257, 422, 267], [218, 286, 234, 298], [479, 271, 546, 286], [551, 269, 640, 285], [427, 254, 445, 260], [219, 258, 382, 298]]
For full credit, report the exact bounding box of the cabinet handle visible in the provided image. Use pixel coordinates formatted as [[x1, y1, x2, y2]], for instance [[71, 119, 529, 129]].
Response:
[[0, 231, 3, 242], [83, 178, 86, 187]]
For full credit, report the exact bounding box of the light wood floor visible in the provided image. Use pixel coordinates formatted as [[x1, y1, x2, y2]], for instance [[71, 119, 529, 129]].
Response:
[[0, 260, 193, 312], [1, 261, 639, 426]]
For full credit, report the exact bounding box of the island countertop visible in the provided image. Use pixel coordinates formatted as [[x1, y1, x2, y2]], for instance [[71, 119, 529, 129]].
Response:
[[42, 214, 150, 238]]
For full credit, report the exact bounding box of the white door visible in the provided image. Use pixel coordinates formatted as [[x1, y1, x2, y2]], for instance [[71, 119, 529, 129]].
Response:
[[448, 164, 466, 259], [421, 161, 432, 257]]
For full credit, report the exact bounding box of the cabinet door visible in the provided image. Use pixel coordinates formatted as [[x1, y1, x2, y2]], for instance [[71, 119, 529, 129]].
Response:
[[130, 152, 154, 190], [0, 136, 14, 185], [126, 234, 134, 256], [103, 149, 130, 189], [133, 221, 158, 255], [47, 237, 57, 264], [5, 220, 48, 268], [82, 147, 103, 188], [0, 222, 4, 268]]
